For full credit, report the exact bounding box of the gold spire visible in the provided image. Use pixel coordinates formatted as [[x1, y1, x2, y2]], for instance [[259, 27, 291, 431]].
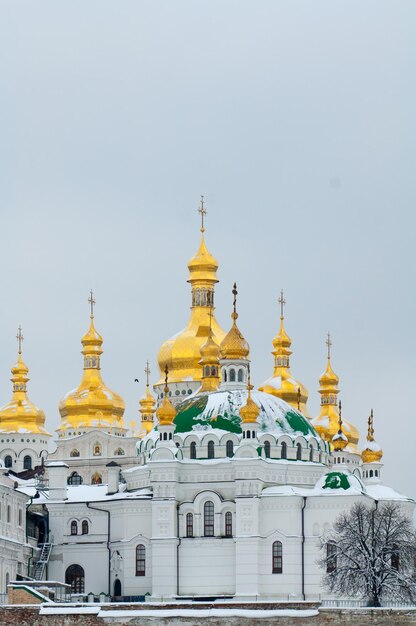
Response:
[[259, 290, 309, 415], [240, 366, 260, 424], [156, 199, 225, 386], [361, 409, 383, 463], [156, 366, 177, 426], [58, 293, 125, 433], [332, 400, 348, 451], [139, 361, 156, 437], [219, 283, 250, 360], [0, 328, 50, 436], [311, 334, 359, 453]]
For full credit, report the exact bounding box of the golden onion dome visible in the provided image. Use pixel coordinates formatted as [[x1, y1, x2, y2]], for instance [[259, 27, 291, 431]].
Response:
[[58, 294, 125, 433], [156, 367, 176, 426], [361, 410, 383, 463], [0, 328, 51, 436], [156, 199, 225, 387], [200, 329, 220, 362], [259, 291, 309, 416], [239, 370, 260, 424], [311, 335, 359, 453], [199, 324, 220, 393], [220, 283, 250, 361], [138, 362, 156, 438]]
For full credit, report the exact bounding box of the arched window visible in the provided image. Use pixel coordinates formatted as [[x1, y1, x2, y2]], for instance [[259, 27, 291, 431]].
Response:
[[326, 542, 337, 573], [369, 469, 373, 477], [186, 513, 193, 538], [114, 448, 125, 456], [18, 509, 23, 526], [296, 443, 302, 460], [204, 365, 210, 377], [82, 520, 89, 535], [225, 511, 233, 537], [264, 441, 271, 458], [70, 520, 78, 535], [23, 455, 32, 470], [226, 440, 234, 458], [7, 505, 11, 523], [309, 446, 314, 461], [281, 441, 287, 459], [238, 369, 244, 382], [5, 572, 9, 592], [229, 369, 236, 382], [190, 442, 196, 459], [4, 455, 12, 468], [136, 545, 146, 576], [91, 472, 102, 485], [68, 472, 83, 485], [204, 501, 214, 537], [211, 366, 217, 377], [65, 564, 85, 593], [247, 430, 251, 439], [207, 441, 215, 459], [272, 541, 283, 573], [70, 449, 80, 458], [223, 369, 227, 382]]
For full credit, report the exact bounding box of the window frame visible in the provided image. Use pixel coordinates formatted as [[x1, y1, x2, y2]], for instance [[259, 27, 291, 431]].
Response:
[[135, 544, 146, 576], [272, 540, 283, 574], [204, 501, 215, 537]]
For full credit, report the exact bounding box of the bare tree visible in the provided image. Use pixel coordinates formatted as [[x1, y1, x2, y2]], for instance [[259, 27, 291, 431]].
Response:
[[319, 501, 416, 606]]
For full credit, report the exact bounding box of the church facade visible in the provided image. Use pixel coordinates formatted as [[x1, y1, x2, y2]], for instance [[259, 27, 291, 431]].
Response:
[[0, 201, 413, 600]]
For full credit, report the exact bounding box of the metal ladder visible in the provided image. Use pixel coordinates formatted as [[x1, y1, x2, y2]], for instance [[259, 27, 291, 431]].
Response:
[[32, 543, 52, 580]]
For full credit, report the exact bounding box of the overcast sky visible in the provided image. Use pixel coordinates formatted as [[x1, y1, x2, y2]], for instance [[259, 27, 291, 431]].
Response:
[[0, 1, 414, 498]]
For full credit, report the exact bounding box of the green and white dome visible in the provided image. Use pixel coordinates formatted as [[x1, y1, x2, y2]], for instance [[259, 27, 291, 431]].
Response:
[[173, 389, 320, 439]]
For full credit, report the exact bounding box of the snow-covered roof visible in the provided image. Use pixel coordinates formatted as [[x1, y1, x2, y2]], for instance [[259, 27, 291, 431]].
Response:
[[37, 484, 152, 504]]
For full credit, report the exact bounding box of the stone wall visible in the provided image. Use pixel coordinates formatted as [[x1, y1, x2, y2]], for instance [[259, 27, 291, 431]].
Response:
[[0, 606, 416, 626]]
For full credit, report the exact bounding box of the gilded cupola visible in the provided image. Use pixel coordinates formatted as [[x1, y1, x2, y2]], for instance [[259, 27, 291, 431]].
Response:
[[239, 368, 260, 425], [0, 327, 51, 436], [361, 410, 383, 463], [58, 292, 125, 435], [311, 334, 360, 453], [156, 198, 225, 395], [259, 291, 309, 416], [220, 283, 250, 361], [138, 361, 156, 438], [156, 366, 177, 426]]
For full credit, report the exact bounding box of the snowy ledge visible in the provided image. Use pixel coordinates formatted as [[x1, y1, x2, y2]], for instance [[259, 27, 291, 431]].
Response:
[[39, 606, 319, 618]]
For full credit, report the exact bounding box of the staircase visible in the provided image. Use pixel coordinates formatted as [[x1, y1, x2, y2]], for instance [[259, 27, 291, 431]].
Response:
[[32, 543, 52, 580]]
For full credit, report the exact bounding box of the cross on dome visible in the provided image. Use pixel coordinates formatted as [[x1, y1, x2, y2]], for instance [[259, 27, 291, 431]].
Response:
[[16, 325, 24, 355], [326, 332, 332, 360], [145, 361, 151, 387], [198, 195, 207, 232], [278, 289, 286, 319], [88, 289, 96, 318]]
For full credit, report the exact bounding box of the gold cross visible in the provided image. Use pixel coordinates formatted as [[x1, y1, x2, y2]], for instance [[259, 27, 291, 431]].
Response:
[[338, 400, 342, 429], [164, 364, 169, 390], [232, 283, 238, 315], [326, 332, 332, 360], [88, 289, 96, 318], [278, 289, 286, 319], [145, 360, 151, 387], [198, 195, 207, 232], [16, 326, 24, 355]]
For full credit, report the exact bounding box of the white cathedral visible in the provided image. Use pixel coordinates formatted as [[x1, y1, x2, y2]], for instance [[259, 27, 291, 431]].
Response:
[[0, 204, 413, 601]]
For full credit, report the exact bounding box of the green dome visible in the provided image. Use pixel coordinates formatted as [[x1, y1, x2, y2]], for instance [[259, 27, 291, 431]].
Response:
[[173, 389, 320, 438]]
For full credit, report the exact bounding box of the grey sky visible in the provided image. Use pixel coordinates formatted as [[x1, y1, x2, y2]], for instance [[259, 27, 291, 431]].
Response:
[[0, 1, 414, 498]]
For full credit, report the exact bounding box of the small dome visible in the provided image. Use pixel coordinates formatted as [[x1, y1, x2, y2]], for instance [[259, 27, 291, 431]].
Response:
[[239, 394, 260, 424], [361, 411, 383, 463], [332, 429, 348, 451], [157, 396, 176, 426], [220, 313, 250, 361], [0, 350, 50, 436], [58, 310, 125, 432]]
